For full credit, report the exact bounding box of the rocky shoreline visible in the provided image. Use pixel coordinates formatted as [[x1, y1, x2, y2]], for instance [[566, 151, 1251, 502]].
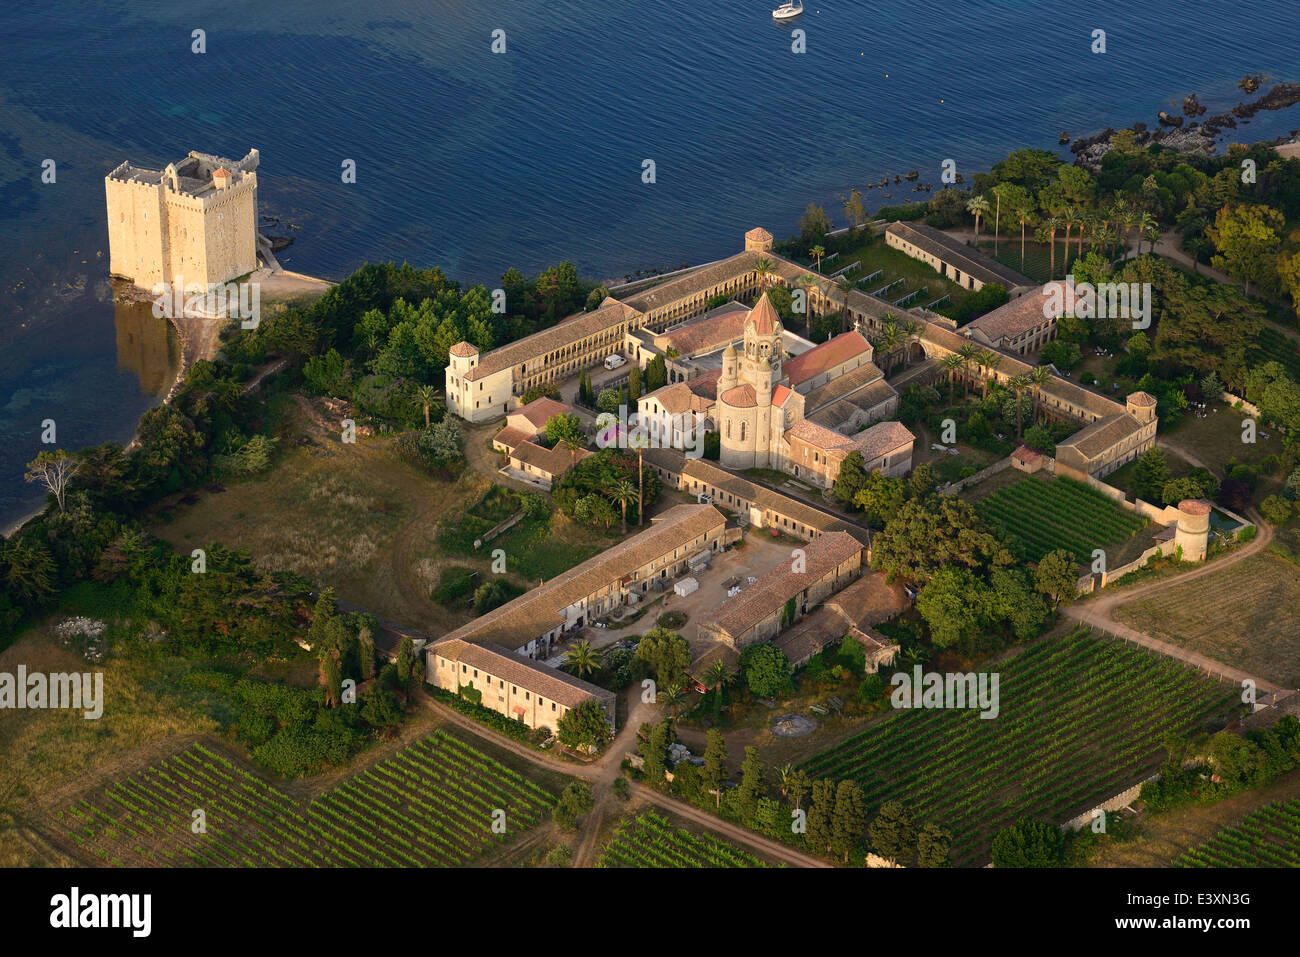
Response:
[[1072, 78, 1300, 172]]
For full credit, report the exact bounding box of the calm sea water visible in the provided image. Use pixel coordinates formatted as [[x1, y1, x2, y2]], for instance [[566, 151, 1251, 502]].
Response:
[[1, 0, 1297, 527]]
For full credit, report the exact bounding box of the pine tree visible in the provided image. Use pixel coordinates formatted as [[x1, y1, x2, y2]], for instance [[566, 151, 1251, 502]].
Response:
[[868, 800, 915, 865], [830, 780, 868, 863], [806, 779, 835, 853], [915, 823, 952, 867], [702, 729, 727, 807], [734, 746, 765, 823], [358, 626, 375, 680]]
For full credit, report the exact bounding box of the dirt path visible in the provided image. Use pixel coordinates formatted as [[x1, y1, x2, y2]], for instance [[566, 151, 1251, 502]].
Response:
[[1064, 505, 1289, 697], [628, 783, 832, 868], [423, 689, 831, 868], [1093, 765, 1300, 867]]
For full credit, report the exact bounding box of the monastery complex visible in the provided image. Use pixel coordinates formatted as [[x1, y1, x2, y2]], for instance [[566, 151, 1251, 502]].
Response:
[[448, 226, 1157, 488], [428, 224, 1170, 734]]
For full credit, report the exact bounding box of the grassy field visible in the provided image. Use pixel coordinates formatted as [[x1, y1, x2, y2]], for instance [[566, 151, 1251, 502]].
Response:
[[973, 474, 1150, 566], [596, 811, 768, 868], [809, 233, 971, 311], [799, 629, 1240, 867], [1179, 797, 1300, 867], [0, 627, 230, 867], [1161, 400, 1288, 475], [49, 731, 560, 867], [150, 400, 609, 632], [1113, 553, 1300, 688]]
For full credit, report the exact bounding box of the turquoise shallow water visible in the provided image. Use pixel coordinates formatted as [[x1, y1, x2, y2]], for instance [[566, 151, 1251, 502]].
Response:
[[1, 0, 1297, 526]]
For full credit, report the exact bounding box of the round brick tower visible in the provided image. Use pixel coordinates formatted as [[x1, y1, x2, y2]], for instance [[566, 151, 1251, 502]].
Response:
[[1174, 499, 1211, 562]]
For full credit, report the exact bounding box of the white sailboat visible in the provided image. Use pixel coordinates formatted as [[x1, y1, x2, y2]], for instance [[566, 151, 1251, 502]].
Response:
[[772, 1, 804, 20]]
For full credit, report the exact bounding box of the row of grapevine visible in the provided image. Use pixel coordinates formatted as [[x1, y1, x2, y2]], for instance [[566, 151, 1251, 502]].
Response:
[[799, 630, 1240, 866], [977, 476, 1146, 564], [1179, 798, 1300, 868], [596, 812, 768, 868], [56, 731, 557, 868]]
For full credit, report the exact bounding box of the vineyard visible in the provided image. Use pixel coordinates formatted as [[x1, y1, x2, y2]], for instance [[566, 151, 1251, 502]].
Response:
[[1179, 798, 1300, 867], [596, 811, 769, 868], [1115, 554, 1300, 688], [54, 731, 556, 867], [799, 629, 1240, 866], [976, 475, 1148, 565]]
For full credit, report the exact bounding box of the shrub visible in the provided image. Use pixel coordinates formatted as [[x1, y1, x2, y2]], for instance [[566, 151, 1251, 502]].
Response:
[[991, 817, 1065, 868], [432, 565, 479, 606], [1261, 495, 1292, 526], [656, 610, 688, 630]]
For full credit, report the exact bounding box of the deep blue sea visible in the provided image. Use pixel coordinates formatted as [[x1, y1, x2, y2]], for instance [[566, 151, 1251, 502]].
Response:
[[1, 0, 1298, 527]]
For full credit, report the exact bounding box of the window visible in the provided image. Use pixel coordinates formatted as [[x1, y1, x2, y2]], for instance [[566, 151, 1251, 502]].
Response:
[[473, 669, 478, 678], [552, 702, 557, 711], [525, 692, 530, 700], [462, 664, 467, 673]]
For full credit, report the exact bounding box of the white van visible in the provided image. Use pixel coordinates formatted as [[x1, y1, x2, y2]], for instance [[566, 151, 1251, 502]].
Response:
[[604, 353, 627, 370]]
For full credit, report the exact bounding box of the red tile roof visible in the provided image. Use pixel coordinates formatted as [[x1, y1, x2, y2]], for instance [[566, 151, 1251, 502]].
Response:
[[720, 384, 758, 408], [450, 341, 478, 358], [747, 293, 781, 335], [657, 304, 749, 356], [783, 330, 872, 386], [511, 396, 574, 430], [493, 426, 532, 453], [700, 532, 864, 640], [964, 281, 1067, 342]]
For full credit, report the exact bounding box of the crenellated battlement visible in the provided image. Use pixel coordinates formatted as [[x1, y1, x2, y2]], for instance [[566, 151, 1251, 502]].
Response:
[[105, 146, 260, 289]]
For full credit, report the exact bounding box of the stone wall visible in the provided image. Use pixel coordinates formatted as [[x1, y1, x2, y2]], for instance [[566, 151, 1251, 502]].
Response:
[[1061, 773, 1160, 832], [1221, 391, 1262, 418], [937, 455, 1012, 495]]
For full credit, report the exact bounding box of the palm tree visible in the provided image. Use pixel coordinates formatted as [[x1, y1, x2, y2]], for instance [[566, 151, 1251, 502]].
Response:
[[563, 639, 600, 678], [967, 194, 991, 244], [940, 353, 964, 405], [810, 244, 825, 272], [876, 321, 902, 374], [1029, 365, 1052, 424], [706, 660, 733, 695], [836, 274, 854, 333], [1044, 216, 1062, 279], [627, 430, 648, 525], [979, 349, 1001, 399], [416, 384, 437, 429], [1138, 213, 1158, 255], [754, 257, 773, 299], [957, 343, 980, 401], [991, 185, 1005, 254], [1014, 199, 1036, 272], [1061, 205, 1079, 274], [706, 660, 733, 717], [563, 435, 584, 468], [605, 478, 638, 534], [1009, 374, 1031, 438], [799, 274, 820, 329], [778, 763, 795, 800], [1112, 199, 1136, 258], [658, 681, 686, 718]]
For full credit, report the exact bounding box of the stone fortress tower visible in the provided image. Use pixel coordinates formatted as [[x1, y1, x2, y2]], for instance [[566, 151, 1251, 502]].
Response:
[[105, 148, 260, 289], [1174, 499, 1212, 562]]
